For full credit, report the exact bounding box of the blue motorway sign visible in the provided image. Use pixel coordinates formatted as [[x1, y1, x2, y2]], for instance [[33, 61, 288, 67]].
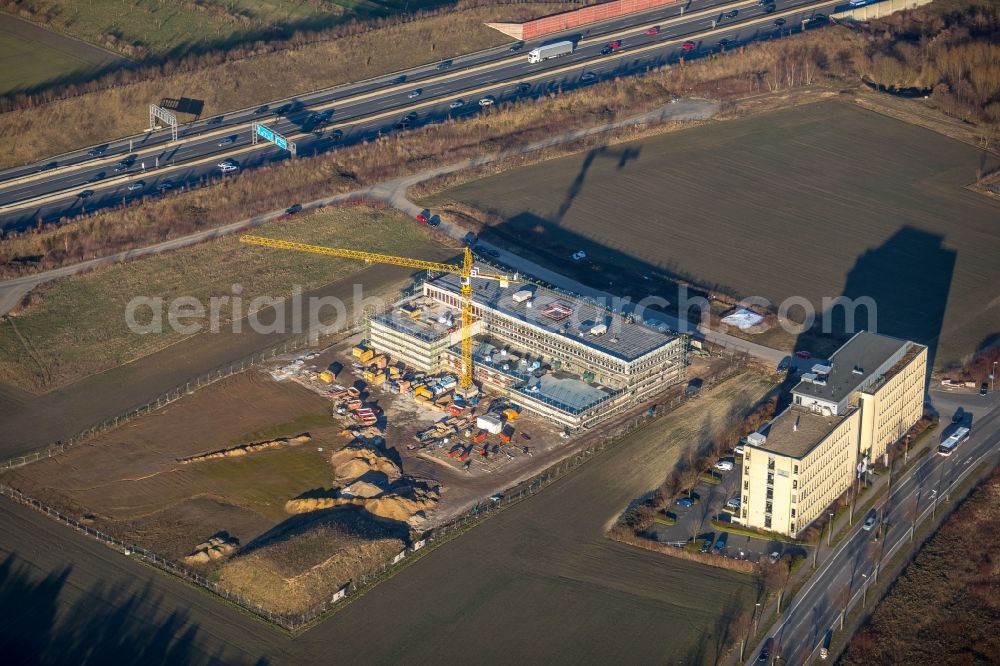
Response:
[[255, 124, 288, 150]]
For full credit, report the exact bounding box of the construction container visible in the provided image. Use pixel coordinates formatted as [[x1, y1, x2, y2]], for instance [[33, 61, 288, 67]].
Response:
[[397, 380, 410, 394], [447, 446, 463, 458], [502, 408, 519, 421], [319, 370, 335, 383], [414, 385, 433, 399], [389, 366, 401, 379], [358, 349, 374, 363], [352, 346, 367, 358], [476, 415, 503, 434], [473, 431, 488, 444], [370, 372, 386, 386], [448, 403, 464, 417], [373, 355, 388, 369], [458, 449, 470, 462], [345, 398, 363, 410], [415, 395, 431, 406], [362, 370, 378, 383], [499, 426, 513, 444]]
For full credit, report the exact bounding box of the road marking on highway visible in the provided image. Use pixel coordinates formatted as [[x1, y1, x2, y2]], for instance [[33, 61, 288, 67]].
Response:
[[1, 1, 826, 213]]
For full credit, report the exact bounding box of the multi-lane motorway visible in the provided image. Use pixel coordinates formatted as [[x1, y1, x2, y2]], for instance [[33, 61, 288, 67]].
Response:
[[0, 0, 842, 233], [744, 387, 1000, 665]]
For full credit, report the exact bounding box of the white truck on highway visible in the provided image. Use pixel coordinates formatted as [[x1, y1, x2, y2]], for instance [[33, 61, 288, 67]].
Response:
[[528, 40, 574, 64]]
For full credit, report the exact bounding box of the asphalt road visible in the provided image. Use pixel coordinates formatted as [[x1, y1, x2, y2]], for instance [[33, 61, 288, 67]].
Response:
[[744, 387, 1000, 665], [0, 0, 842, 232]]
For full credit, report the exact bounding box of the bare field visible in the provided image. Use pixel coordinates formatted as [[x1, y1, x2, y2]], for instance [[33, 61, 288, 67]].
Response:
[[442, 100, 1000, 369], [0, 205, 454, 393]]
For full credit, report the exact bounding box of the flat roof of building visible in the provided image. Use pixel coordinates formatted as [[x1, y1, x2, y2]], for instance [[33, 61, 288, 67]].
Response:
[[429, 274, 675, 362], [518, 373, 617, 414], [792, 331, 910, 405], [755, 406, 852, 459], [372, 298, 459, 343]]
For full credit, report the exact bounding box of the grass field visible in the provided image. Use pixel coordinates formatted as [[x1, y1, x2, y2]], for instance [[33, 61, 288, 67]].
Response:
[[0, 14, 123, 94], [0, 205, 454, 392], [4, 0, 454, 58], [441, 100, 1000, 369]]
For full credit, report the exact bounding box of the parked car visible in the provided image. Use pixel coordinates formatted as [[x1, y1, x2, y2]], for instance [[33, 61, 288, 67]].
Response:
[[795, 350, 812, 359], [714, 460, 734, 472], [416, 209, 430, 223], [981, 382, 989, 396], [646, 26, 660, 35], [714, 537, 726, 552], [734, 444, 745, 456], [681, 41, 696, 51], [676, 497, 694, 508], [726, 497, 741, 509], [285, 203, 303, 215], [862, 512, 877, 531], [769, 551, 781, 564], [427, 215, 441, 228]]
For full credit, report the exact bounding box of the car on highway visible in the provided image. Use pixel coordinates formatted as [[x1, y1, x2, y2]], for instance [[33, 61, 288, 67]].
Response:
[[408, 88, 422, 98], [217, 135, 237, 146], [329, 129, 344, 140], [77, 189, 95, 198], [207, 115, 223, 124], [804, 13, 827, 27], [764, 3, 776, 12], [774, 17, 786, 26], [516, 82, 532, 93], [127, 180, 145, 191], [756, 642, 770, 662], [274, 101, 303, 116], [607, 40, 622, 50], [218, 160, 239, 173], [718, 38, 733, 48], [862, 512, 877, 531], [39, 161, 58, 171], [87, 171, 107, 183], [681, 41, 696, 51], [285, 203, 303, 215], [600, 46, 614, 55], [981, 382, 989, 396], [450, 99, 465, 109], [156, 181, 174, 192], [714, 460, 734, 472], [478, 95, 496, 107], [646, 26, 660, 35], [580, 72, 598, 83], [676, 497, 694, 508], [404, 111, 419, 121], [509, 42, 524, 52], [254, 104, 270, 114], [114, 155, 137, 171], [571, 250, 587, 261], [87, 146, 108, 157], [758, 0, 773, 5], [725, 9, 739, 18], [437, 60, 453, 70]]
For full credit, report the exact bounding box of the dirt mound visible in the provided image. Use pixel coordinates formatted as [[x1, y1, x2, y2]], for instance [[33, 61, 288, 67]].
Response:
[[283, 486, 438, 523], [183, 534, 238, 565], [331, 445, 401, 483], [180, 434, 311, 464], [340, 479, 388, 498]]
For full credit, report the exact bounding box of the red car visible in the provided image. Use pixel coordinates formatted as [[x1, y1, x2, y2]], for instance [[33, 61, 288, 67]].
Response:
[[646, 26, 660, 35], [416, 210, 430, 223], [607, 40, 622, 49], [681, 41, 696, 51]]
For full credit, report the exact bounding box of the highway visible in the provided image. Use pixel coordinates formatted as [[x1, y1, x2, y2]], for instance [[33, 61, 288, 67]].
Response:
[[744, 387, 1000, 665], [0, 0, 842, 233]]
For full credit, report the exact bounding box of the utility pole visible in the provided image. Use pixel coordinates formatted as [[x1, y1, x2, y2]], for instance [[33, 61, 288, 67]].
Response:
[[861, 573, 869, 607], [828, 512, 834, 546]]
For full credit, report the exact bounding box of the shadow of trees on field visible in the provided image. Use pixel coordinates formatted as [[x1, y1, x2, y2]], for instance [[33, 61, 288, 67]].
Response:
[[0, 554, 265, 665]]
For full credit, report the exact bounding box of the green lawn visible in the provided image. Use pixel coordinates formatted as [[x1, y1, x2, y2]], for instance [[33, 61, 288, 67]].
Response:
[[0, 19, 110, 94]]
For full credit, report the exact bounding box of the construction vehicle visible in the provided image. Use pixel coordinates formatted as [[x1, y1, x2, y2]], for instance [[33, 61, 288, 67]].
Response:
[[240, 236, 518, 398]]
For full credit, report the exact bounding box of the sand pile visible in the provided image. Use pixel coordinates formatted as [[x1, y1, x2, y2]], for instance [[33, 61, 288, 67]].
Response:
[[331, 446, 401, 483], [180, 434, 311, 463], [283, 491, 438, 524], [184, 535, 238, 565]]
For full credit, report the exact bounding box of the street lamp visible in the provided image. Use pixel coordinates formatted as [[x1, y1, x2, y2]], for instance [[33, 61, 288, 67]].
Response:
[[861, 573, 869, 607], [991, 361, 996, 392], [742, 602, 763, 660], [828, 512, 834, 546]]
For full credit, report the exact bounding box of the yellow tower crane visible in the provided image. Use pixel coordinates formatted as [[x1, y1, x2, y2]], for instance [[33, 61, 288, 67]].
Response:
[[240, 235, 517, 394]]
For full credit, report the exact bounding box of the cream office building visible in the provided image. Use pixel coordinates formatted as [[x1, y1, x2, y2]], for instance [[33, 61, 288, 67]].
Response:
[[740, 332, 927, 537]]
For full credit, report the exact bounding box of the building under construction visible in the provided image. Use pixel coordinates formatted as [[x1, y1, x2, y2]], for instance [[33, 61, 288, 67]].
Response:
[[369, 274, 687, 428]]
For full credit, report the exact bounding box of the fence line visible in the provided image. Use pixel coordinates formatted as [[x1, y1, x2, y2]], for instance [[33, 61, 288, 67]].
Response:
[[1, 343, 747, 630]]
